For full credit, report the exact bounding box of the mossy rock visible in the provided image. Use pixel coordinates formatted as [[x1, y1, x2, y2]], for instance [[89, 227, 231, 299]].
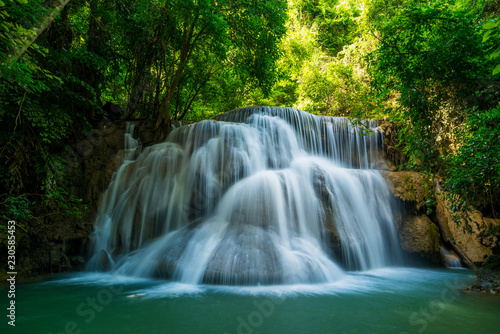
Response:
[[428, 223, 440, 252]]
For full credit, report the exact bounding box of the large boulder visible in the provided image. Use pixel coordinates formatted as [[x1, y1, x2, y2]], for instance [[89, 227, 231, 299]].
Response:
[[380, 171, 427, 211], [435, 192, 499, 264], [399, 215, 440, 262]]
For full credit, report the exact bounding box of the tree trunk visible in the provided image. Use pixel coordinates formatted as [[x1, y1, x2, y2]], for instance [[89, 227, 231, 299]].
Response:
[[155, 20, 206, 127], [156, 28, 191, 127], [8, 0, 71, 62]]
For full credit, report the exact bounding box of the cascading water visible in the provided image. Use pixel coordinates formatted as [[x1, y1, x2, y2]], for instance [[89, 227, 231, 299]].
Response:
[[440, 246, 462, 268], [123, 122, 139, 160], [88, 107, 403, 285]]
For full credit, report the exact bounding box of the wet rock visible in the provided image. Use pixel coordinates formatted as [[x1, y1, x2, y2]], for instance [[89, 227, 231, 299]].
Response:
[[70, 256, 86, 265], [204, 233, 282, 285], [310, 165, 343, 261], [137, 118, 158, 147], [399, 215, 440, 262], [151, 228, 195, 279], [96, 250, 112, 271], [82, 121, 126, 206], [440, 246, 461, 268]]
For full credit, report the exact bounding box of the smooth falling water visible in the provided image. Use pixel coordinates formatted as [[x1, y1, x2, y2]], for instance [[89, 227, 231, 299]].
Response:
[[88, 107, 403, 285], [440, 246, 462, 268]]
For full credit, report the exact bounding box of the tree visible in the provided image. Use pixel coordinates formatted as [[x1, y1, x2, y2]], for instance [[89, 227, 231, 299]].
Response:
[[6, 0, 71, 62], [369, 2, 486, 169], [0, 0, 289, 227], [483, 20, 500, 76], [105, 0, 287, 127], [369, 0, 500, 220]]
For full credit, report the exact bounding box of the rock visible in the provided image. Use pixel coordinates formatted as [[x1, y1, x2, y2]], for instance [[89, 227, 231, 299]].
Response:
[[435, 192, 498, 264], [481, 218, 500, 250], [310, 165, 343, 263], [466, 255, 500, 295], [96, 250, 112, 271], [465, 274, 500, 295], [82, 122, 126, 206], [70, 256, 86, 265], [379, 121, 408, 167], [380, 171, 428, 210], [137, 118, 159, 147], [203, 227, 283, 285], [399, 215, 440, 262]]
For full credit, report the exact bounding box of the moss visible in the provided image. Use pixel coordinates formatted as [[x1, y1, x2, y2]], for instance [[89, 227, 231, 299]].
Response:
[[428, 222, 441, 252]]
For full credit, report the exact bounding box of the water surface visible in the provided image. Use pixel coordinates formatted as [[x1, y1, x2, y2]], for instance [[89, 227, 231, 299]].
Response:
[[6, 268, 500, 334]]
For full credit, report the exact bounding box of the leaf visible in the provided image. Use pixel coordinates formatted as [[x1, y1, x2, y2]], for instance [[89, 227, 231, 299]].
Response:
[[491, 46, 500, 59], [493, 64, 500, 76], [482, 30, 493, 43], [483, 21, 499, 30]]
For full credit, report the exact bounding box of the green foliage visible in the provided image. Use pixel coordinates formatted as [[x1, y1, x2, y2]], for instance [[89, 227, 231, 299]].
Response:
[[0, 0, 94, 226], [295, 0, 363, 55], [480, 254, 500, 274], [1, 195, 31, 222], [249, 0, 378, 118], [102, 0, 287, 123], [370, 1, 487, 169], [445, 107, 500, 217], [482, 19, 500, 75]]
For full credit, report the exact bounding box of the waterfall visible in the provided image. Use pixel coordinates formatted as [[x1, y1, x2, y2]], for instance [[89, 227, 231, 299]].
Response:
[[440, 246, 462, 269], [88, 107, 403, 285], [123, 122, 139, 160]]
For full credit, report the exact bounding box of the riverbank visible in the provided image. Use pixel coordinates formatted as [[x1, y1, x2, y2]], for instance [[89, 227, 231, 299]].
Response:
[[465, 254, 500, 295]]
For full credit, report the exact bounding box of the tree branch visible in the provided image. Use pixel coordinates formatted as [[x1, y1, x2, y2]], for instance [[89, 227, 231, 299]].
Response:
[[8, 0, 72, 62]]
